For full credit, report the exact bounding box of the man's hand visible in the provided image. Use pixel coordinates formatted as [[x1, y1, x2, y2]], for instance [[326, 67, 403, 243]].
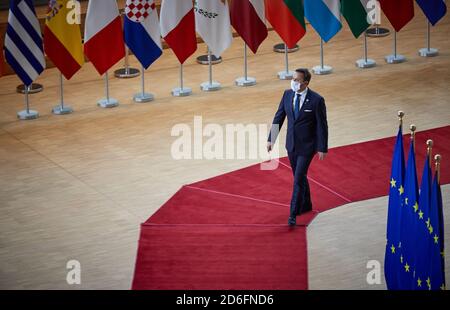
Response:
[[318, 152, 327, 160], [267, 142, 273, 153]]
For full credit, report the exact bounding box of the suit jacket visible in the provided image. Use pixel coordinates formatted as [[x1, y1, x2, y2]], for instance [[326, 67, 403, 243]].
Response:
[[268, 88, 328, 156]]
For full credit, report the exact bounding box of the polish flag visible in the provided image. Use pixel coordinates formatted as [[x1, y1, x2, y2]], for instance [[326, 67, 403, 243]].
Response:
[[84, 0, 125, 75], [160, 0, 197, 64]]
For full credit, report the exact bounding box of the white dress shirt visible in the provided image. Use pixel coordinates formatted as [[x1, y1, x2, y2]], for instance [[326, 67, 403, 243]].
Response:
[[293, 87, 308, 112]]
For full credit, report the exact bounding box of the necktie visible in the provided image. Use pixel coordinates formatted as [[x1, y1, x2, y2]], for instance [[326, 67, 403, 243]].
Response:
[[294, 94, 301, 119]]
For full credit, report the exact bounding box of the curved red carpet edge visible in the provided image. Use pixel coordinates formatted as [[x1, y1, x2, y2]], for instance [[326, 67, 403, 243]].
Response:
[[132, 126, 450, 290]]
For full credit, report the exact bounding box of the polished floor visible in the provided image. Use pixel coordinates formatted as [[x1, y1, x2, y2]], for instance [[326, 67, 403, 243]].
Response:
[[0, 8, 449, 289]]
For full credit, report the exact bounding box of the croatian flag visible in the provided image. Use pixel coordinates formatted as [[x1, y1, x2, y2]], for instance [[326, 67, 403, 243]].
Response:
[[4, 0, 45, 86], [304, 0, 342, 42], [124, 0, 162, 69]]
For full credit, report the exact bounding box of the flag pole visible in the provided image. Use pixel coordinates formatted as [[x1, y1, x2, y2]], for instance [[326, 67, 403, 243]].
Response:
[[134, 65, 154, 103], [277, 44, 294, 80], [17, 84, 39, 120], [98, 71, 119, 108], [385, 32, 406, 64], [434, 154, 441, 184], [52, 72, 73, 115], [427, 140, 433, 168], [312, 39, 332, 75], [235, 43, 256, 86], [201, 47, 221, 91], [356, 32, 376, 68], [172, 63, 192, 96], [419, 21, 438, 57], [410, 124, 416, 149], [398, 110, 404, 129]]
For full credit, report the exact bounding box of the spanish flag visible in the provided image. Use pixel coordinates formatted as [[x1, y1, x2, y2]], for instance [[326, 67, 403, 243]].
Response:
[[44, 0, 84, 80]]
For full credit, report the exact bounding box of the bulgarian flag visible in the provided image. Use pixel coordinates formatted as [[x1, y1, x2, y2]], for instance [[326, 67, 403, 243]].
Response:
[[341, 0, 371, 38], [265, 0, 306, 48], [44, 0, 84, 80]]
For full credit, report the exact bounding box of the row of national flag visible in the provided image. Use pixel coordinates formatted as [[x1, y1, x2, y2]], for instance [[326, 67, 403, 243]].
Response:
[[2, 0, 448, 87], [385, 119, 445, 290]]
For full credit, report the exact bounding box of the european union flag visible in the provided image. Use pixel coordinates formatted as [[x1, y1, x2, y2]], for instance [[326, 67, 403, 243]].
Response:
[[398, 139, 419, 289], [429, 171, 446, 290], [384, 126, 405, 290], [413, 156, 432, 290], [416, 0, 447, 26]]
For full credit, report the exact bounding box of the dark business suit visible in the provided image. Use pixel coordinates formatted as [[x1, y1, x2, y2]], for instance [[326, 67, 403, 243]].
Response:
[[268, 88, 328, 219]]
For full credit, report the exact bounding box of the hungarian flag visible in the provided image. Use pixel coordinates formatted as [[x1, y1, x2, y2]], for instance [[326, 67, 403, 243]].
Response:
[[379, 0, 414, 32], [416, 0, 447, 26], [265, 0, 306, 48], [230, 0, 268, 54], [84, 0, 125, 75], [341, 0, 371, 38], [44, 0, 84, 80], [195, 0, 232, 58], [160, 0, 197, 64]]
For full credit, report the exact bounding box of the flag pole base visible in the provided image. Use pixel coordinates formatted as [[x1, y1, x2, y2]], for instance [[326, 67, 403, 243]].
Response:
[[366, 27, 390, 38], [133, 92, 154, 103], [312, 65, 332, 75], [114, 67, 140, 78], [235, 77, 256, 87], [419, 48, 438, 57], [196, 54, 222, 65], [200, 81, 221, 92], [277, 70, 295, 80], [273, 43, 299, 53], [172, 87, 192, 97], [356, 58, 376, 69], [385, 54, 406, 64], [17, 110, 39, 120], [16, 83, 43, 94], [97, 98, 119, 108], [52, 105, 73, 115]]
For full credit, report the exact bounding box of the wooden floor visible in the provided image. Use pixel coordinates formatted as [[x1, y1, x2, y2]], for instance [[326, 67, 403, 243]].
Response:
[[0, 8, 449, 289]]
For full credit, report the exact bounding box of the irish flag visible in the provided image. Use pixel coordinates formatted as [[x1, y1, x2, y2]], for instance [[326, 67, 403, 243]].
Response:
[[44, 0, 84, 80], [265, 0, 306, 48], [84, 0, 125, 75], [341, 0, 371, 38], [160, 0, 197, 64]]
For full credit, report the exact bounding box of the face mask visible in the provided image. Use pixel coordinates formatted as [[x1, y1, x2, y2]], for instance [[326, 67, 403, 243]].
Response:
[[291, 80, 301, 92]]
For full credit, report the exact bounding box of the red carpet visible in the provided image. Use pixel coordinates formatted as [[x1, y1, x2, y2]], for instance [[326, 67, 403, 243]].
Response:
[[132, 126, 450, 290]]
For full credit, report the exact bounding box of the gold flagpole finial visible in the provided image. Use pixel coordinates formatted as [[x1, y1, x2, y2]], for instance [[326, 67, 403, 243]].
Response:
[[398, 111, 404, 128], [434, 154, 441, 184], [410, 124, 416, 148]]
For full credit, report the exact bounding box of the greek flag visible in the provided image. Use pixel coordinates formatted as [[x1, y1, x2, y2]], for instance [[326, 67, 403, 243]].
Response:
[[4, 0, 45, 86]]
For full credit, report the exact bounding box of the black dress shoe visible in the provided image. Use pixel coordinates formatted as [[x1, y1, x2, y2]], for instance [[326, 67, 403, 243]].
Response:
[[288, 217, 296, 226]]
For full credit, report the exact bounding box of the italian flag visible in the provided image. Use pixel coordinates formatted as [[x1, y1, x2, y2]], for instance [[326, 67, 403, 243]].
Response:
[[265, 0, 306, 48], [341, 0, 371, 39]]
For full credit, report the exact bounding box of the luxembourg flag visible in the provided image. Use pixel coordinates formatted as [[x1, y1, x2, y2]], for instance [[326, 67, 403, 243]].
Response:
[[124, 0, 162, 69], [304, 0, 342, 42]]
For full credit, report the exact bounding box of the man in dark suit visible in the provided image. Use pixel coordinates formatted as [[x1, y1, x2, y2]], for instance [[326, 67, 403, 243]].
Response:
[[267, 68, 328, 226]]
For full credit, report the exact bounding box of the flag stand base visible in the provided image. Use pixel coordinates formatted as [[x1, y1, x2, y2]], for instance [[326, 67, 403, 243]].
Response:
[[366, 27, 390, 38], [114, 67, 140, 78], [172, 87, 192, 97], [273, 43, 299, 53], [52, 105, 73, 115], [97, 98, 119, 108], [17, 110, 39, 120], [419, 48, 438, 57], [196, 55, 222, 65], [278, 71, 294, 80], [312, 65, 332, 75], [235, 77, 256, 87], [16, 83, 43, 94], [385, 54, 406, 64], [201, 81, 221, 91], [356, 59, 376, 68], [134, 92, 154, 103]]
